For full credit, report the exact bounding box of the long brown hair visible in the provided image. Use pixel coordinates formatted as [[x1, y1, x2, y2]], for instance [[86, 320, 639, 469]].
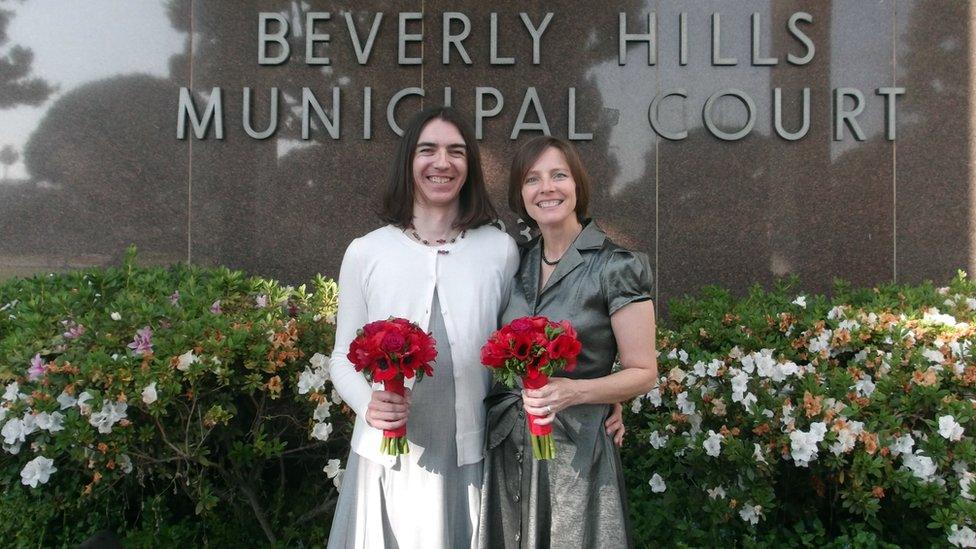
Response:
[[508, 136, 591, 228], [379, 106, 497, 230]]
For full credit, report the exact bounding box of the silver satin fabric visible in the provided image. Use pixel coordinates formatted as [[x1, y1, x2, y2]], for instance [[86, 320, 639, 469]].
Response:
[[478, 220, 653, 549]]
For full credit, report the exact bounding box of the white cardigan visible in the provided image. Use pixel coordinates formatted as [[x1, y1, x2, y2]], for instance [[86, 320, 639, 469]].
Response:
[[329, 224, 519, 467]]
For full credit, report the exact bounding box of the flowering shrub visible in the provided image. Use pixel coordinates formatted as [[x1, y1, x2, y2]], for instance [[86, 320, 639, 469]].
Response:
[[623, 274, 976, 547], [0, 248, 348, 546]]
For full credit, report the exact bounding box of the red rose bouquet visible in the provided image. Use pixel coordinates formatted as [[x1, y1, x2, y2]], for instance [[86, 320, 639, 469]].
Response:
[[347, 317, 436, 455], [480, 316, 582, 459]]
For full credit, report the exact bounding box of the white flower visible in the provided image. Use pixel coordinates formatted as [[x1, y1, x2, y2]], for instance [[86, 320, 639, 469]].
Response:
[[692, 361, 707, 377], [142, 382, 158, 405], [333, 468, 345, 491], [3, 382, 20, 402], [311, 422, 333, 441], [706, 486, 726, 499], [297, 367, 327, 395], [707, 359, 723, 377], [630, 399, 642, 414], [330, 389, 343, 405], [649, 473, 666, 493], [939, 415, 965, 441], [35, 412, 64, 433], [960, 471, 975, 500], [853, 376, 876, 398], [667, 349, 688, 364], [310, 352, 330, 371], [922, 348, 945, 365], [313, 401, 331, 422], [20, 455, 56, 488], [2, 418, 28, 446], [728, 346, 744, 360], [56, 391, 77, 410], [780, 361, 799, 378], [740, 392, 757, 412], [924, 309, 960, 326], [902, 452, 939, 482], [949, 524, 976, 548], [117, 453, 133, 474], [323, 458, 341, 478], [967, 298, 976, 311], [89, 401, 128, 434], [792, 295, 807, 308], [739, 503, 763, 525], [647, 387, 662, 407], [790, 422, 827, 467], [827, 305, 846, 320], [676, 391, 696, 415], [110, 312, 122, 321], [703, 430, 723, 457], [77, 391, 94, 415], [648, 431, 669, 449], [753, 443, 769, 465], [748, 350, 781, 382], [176, 350, 199, 372], [730, 370, 749, 403], [838, 319, 860, 332], [808, 330, 832, 355], [829, 420, 864, 456]]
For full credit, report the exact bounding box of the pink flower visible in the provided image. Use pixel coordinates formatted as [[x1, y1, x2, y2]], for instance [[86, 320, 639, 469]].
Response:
[[210, 300, 222, 314], [61, 320, 86, 339], [255, 295, 268, 308], [27, 354, 46, 381], [127, 326, 154, 356], [169, 290, 180, 306]]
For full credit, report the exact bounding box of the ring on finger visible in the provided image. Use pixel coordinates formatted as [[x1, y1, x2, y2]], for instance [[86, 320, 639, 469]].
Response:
[[546, 404, 553, 414]]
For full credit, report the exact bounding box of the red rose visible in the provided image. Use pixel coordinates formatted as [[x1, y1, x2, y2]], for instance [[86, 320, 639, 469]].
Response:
[[508, 318, 534, 334], [381, 330, 406, 353]]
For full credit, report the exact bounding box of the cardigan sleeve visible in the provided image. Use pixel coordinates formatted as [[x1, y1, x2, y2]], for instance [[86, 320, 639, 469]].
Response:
[[328, 238, 373, 418]]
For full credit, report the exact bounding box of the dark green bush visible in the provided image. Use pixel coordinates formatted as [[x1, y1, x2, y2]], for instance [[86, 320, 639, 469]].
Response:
[[623, 274, 976, 547], [0, 248, 347, 546]]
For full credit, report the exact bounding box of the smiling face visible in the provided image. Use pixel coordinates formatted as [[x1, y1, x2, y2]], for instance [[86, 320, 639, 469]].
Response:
[[411, 118, 468, 209], [521, 146, 579, 231]]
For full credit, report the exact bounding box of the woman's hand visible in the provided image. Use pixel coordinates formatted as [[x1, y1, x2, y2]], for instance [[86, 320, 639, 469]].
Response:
[[365, 389, 411, 431], [522, 378, 581, 426], [605, 403, 625, 447]]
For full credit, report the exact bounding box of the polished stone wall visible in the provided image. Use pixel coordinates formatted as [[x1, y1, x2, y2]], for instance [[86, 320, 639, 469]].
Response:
[[0, 0, 970, 311]]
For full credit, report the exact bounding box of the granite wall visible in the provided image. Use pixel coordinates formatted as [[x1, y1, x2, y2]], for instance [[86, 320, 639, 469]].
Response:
[[0, 0, 970, 311]]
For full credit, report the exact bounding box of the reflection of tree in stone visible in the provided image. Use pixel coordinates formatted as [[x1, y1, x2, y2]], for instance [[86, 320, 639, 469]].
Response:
[[0, 0, 55, 108], [0, 144, 16, 179], [16, 75, 185, 255], [166, 0, 409, 279]]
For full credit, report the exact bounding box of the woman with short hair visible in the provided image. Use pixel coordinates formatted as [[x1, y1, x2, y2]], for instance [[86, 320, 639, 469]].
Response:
[[479, 136, 659, 549]]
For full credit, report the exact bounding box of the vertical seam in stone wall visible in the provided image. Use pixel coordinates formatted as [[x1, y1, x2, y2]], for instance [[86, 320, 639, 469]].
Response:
[[186, 0, 194, 265], [653, 0, 660, 308], [420, 0, 425, 109], [891, 0, 897, 283]]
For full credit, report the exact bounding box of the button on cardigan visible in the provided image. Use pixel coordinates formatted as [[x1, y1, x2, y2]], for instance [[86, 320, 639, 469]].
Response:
[[329, 224, 519, 467]]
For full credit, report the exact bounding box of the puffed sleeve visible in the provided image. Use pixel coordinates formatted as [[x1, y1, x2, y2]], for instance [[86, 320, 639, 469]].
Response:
[[601, 249, 654, 316]]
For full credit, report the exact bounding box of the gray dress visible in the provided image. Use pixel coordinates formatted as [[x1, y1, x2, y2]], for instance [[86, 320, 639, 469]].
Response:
[[478, 221, 653, 549], [328, 291, 481, 549]]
